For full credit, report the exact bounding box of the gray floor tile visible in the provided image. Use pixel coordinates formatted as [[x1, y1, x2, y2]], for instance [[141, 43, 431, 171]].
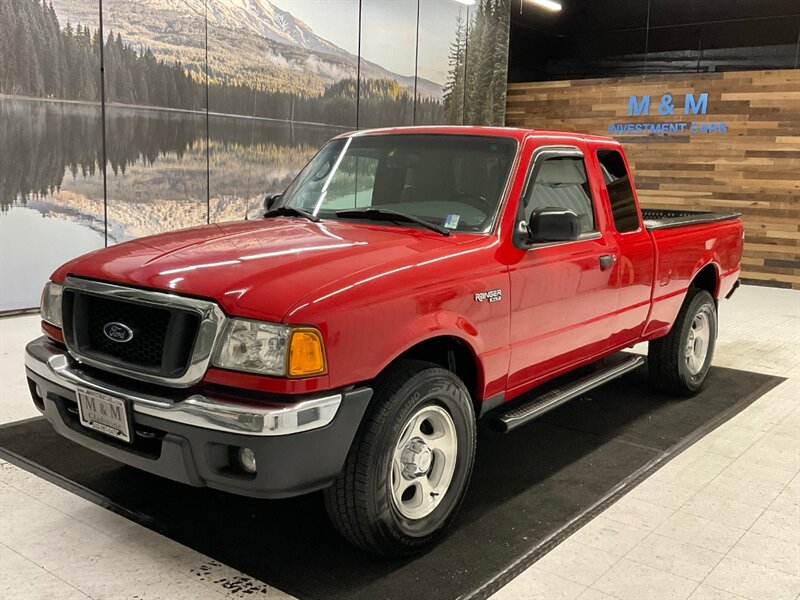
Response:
[[680, 492, 764, 530], [654, 512, 746, 554], [705, 556, 800, 600], [0, 544, 91, 600], [535, 540, 620, 587], [687, 583, 747, 600], [490, 567, 586, 600], [593, 558, 697, 600], [751, 509, 800, 545], [578, 589, 618, 600], [601, 498, 675, 532], [569, 516, 652, 557], [728, 530, 800, 577], [626, 533, 724, 582]]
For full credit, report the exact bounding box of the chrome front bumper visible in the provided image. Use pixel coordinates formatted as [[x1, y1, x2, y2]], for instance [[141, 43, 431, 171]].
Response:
[[24, 336, 373, 498], [25, 337, 341, 436]]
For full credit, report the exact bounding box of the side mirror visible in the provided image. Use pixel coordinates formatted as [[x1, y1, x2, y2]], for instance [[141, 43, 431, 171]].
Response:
[[527, 207, 580, 243], [264, 193, 282, 212]]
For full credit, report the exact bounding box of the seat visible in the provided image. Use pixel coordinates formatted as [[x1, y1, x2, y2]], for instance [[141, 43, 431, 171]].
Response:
[[526, 158, 595, 233]]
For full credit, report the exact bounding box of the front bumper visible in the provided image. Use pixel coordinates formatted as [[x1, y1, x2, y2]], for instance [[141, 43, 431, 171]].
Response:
[[25, 336, 372, 498]]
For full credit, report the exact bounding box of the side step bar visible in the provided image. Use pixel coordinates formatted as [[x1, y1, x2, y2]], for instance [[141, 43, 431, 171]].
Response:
[[493, 355, 645, 433]]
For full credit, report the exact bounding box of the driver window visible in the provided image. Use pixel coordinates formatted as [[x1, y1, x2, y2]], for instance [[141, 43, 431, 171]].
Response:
[[324, 155, 379, 209], [523, 156, 596, 234]]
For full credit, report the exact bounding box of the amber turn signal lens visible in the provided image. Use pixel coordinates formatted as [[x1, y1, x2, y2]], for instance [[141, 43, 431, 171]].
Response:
[[288, 328, 327, 377]]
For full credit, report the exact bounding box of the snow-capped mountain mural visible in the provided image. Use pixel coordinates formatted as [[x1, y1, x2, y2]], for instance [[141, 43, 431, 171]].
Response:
[[204, 0, 350, 57], [48, 0, 444, 99]]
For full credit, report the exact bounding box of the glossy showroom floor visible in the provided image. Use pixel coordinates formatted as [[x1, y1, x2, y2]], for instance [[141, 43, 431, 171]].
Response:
[[0, 284, 798, 600]]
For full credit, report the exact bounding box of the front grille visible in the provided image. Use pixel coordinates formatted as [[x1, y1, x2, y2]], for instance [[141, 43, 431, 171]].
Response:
[[63, 289, 201, 378], [85, 295, 171, 368]]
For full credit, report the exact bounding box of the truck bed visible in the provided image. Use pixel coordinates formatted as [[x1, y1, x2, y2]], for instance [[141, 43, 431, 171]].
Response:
[[642, 209, 741, 230]]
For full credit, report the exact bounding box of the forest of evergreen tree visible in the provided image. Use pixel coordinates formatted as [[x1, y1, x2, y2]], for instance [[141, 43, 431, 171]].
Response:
[[0, 0, 509, 129], [444, 0, 510, 126]]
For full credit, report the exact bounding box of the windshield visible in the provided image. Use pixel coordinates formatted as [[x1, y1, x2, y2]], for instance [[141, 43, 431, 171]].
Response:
[[280, 134, 517, 233]]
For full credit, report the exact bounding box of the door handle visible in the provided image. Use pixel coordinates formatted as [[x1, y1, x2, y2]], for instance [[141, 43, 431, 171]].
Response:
[[599, 254, 616, 270]]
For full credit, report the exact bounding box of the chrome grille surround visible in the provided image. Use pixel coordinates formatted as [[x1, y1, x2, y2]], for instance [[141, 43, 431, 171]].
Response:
[[61, 276, 227, 388]]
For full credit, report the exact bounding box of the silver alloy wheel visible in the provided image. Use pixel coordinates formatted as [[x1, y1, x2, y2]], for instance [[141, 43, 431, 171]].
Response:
[[685, 309, 711, 375], [390, 405, 458, 520]]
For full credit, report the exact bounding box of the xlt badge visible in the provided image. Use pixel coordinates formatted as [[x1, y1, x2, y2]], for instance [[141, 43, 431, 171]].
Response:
[[474, 289, 502, 303]]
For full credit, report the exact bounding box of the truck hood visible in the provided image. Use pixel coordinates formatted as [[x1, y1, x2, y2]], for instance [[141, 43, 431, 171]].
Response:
[[53, 218, 478, 322]]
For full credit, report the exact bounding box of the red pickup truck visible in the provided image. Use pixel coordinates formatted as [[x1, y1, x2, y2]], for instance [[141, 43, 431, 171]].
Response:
[[26, 126, 742, 556]]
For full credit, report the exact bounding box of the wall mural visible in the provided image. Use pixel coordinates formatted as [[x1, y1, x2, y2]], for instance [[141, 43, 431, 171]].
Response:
[[0, 0, 510, 311]]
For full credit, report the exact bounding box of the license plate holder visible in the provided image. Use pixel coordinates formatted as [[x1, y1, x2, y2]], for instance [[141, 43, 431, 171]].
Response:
[[76, 387, 132, 443]]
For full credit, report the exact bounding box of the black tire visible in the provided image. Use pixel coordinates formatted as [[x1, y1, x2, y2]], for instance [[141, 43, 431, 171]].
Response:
[[323, 359, 477, 557], [648, 288, 717, 396]]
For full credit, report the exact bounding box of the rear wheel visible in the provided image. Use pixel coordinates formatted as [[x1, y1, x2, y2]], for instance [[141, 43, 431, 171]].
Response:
[[323, 360, 476, 556], [648, 288, 717, 396]]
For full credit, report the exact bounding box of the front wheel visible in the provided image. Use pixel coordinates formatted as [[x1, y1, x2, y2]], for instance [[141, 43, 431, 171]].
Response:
[[323, 360, 476, 556], [648, 288, 717, 396]]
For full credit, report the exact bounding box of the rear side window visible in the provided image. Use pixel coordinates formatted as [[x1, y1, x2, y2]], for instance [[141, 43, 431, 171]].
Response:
[[597, 149, 639, 232], [523, 156, 596, 234]]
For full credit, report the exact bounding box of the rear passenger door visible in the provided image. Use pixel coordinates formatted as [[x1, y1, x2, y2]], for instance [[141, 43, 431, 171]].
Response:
[[593, 146, 655, 347], [507, 144, 621, 393]]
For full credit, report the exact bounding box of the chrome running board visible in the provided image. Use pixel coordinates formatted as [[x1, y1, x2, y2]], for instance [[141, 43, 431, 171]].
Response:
[[493, 355, 645, 433]]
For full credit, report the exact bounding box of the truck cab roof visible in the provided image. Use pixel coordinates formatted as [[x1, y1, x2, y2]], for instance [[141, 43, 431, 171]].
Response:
[[336, 125, 622, 147]]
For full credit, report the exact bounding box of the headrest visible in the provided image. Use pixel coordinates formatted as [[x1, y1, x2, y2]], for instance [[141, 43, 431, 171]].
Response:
[[536, 158, 587, 185]]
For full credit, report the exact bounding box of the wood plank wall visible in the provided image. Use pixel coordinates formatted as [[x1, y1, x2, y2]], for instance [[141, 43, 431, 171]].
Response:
[[506, 70, 800, 289]]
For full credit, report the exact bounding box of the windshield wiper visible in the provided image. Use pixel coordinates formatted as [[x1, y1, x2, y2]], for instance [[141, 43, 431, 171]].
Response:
[[264, 206, 320, 223], [335, 208, 451, 237]]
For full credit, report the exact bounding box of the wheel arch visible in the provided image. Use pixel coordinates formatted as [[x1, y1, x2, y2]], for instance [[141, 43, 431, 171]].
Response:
[[690, 262, 720, 300], [378, 334, 485, 419]]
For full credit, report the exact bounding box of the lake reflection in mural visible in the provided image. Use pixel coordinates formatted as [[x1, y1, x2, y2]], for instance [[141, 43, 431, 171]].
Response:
[[0, 98, 340, 310]]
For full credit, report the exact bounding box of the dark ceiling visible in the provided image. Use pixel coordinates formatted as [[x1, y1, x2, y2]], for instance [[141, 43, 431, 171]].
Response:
[[508, 0, 800, 82]]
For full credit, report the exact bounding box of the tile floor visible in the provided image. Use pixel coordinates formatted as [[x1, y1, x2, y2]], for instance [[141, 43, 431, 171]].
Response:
[[0, 284, 798, 600]]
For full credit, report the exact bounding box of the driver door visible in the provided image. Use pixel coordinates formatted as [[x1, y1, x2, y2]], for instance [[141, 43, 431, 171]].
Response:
[[507, 142, 620, 393]]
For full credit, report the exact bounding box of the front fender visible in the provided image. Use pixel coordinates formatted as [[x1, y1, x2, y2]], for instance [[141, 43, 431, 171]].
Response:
[[371, 310, 484, 377], [288, 284, 510, 401], [282, 239, 510, 400]]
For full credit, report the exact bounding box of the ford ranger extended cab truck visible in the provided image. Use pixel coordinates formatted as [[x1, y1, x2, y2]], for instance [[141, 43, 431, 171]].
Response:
[[26, 127, 742, 556]]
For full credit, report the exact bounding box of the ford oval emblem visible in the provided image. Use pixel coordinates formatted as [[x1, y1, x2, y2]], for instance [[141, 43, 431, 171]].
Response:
[[103, 322, 134, 343]]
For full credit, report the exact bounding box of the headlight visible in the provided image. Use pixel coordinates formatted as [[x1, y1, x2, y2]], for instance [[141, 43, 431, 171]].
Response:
[[212, 319, 327, 378], [213, 319, 289, 376], [40, 282, 63, 327]]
